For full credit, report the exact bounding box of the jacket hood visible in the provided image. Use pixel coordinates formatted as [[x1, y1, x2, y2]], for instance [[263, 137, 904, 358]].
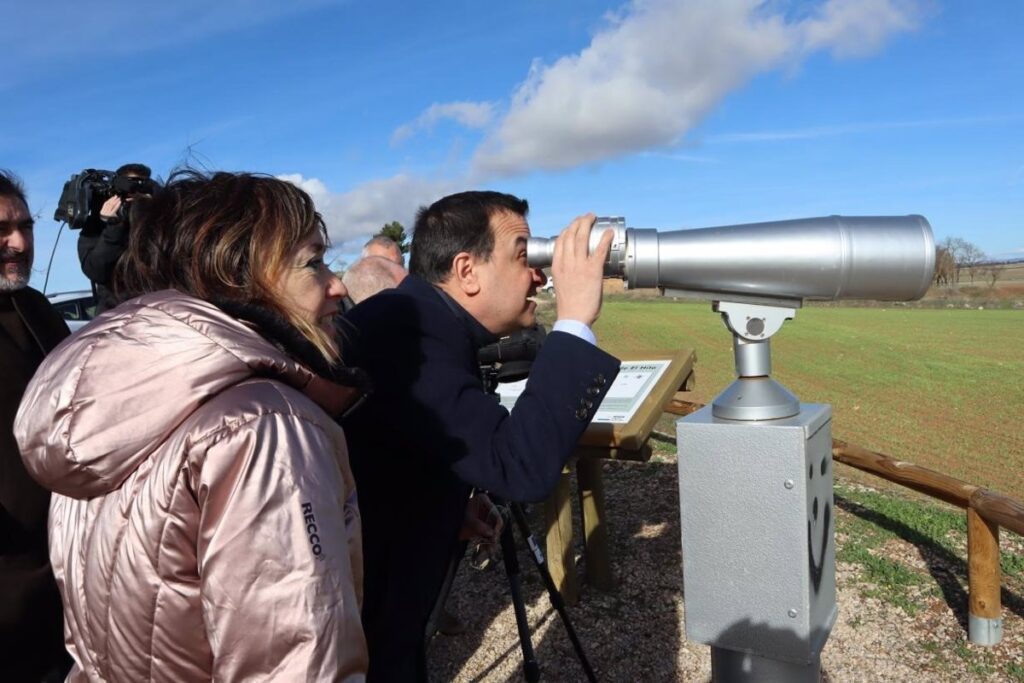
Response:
[[15, 290, 352, 499]]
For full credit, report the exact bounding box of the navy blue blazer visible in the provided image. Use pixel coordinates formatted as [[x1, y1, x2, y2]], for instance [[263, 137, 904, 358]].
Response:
[[341, 274, 620, 682]]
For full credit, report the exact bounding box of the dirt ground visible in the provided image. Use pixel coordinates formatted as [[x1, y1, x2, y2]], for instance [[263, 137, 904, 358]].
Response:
[[427, 456, 1023, 682]]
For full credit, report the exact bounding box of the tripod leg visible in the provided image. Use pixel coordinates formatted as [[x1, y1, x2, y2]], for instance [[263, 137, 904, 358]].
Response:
[[511, 504, 598, 683], [425, 541, 465, 640], [500, 522, 542, 682]]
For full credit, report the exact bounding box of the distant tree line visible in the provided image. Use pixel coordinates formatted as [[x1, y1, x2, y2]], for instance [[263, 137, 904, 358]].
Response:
[[935, 237, 1004, 288]]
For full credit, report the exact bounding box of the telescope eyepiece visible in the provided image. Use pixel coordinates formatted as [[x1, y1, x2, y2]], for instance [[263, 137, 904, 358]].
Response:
[[526, 217, 628, 274]]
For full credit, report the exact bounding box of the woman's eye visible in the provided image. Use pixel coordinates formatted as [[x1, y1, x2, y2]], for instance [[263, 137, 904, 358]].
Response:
[[306, 258, 325, 270]]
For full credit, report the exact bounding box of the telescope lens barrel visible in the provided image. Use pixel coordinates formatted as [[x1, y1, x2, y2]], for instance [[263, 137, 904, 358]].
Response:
[[526, 214, 935, 303], [526, 217, 628, 273], [650, 214, 935, 301]]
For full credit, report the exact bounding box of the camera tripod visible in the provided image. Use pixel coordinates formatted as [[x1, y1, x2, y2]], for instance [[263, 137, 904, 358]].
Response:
[[474, 342, 596, 681], [493, 499, 597, 683]]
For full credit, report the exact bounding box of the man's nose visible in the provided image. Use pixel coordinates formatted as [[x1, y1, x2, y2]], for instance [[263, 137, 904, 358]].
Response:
[[531, 268, 547, 286], [3, 227, 30, 252]]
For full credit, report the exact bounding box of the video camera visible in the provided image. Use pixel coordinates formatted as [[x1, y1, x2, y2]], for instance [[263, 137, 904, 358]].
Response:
[[53, 169, 158, 229], [477, 325, 546, 393]]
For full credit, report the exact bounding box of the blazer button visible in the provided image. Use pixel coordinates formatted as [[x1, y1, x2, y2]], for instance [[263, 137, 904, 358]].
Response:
[[583, 399, 594, 409], [595, 373, 607, 386], [575, 407, 589, 421], [587, 386, 601, 396]]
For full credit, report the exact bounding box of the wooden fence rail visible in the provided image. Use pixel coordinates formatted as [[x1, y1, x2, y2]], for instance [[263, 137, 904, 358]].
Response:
[[664, 396, 1024, 646]]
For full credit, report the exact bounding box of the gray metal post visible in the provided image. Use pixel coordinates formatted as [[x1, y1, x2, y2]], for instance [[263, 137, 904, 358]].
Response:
[[678, 303, 837, 683]]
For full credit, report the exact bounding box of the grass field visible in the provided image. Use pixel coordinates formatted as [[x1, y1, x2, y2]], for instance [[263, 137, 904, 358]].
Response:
[[568, 298, 1024, 499], [529, 296, 1024, 678]]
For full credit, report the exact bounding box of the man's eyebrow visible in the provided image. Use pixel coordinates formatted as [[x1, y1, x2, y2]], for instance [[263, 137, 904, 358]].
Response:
[[514, 236, 527, 248]]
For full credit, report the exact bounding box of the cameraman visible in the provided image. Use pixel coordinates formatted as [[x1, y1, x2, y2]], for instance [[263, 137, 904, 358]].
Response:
[[76, 163, 152, 313]]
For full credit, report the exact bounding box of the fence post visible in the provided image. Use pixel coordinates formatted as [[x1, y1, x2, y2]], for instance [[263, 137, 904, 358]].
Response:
[[577, 457, 615, 590], [967, 506, 1002, 645], [545, 466, 579, 605]]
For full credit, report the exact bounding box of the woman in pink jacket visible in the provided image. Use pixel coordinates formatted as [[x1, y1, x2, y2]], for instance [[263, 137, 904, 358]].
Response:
[[16, 171, 368, 681]]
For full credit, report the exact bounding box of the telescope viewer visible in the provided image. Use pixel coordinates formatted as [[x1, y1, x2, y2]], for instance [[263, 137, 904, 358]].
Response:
[[527, 214, 935, 305], [531, 213, 936, 682]]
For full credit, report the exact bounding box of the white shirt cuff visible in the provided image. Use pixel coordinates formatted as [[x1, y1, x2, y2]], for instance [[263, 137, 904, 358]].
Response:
[[552, 319, 596, 346]]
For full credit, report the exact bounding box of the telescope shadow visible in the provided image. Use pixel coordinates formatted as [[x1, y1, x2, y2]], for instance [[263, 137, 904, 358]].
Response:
[[833, 494, 1024, 629], [427, 457, 701, 682]]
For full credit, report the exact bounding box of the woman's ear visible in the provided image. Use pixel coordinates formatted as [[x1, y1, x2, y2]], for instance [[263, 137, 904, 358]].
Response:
[[450, 251, 481, 295]]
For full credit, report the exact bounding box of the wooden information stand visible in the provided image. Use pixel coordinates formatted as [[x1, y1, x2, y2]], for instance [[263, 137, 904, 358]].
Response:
[[543, 348, 696, 604]]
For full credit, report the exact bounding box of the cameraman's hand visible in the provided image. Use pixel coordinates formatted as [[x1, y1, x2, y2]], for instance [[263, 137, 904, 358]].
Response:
[[459, 494, 503, 542], [99, 196, 123, 223], [551, 213, 613, 327]]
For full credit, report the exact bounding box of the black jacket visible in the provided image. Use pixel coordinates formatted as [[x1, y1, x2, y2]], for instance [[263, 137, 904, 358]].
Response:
[[0, 287, 71, 680], [341, 275, 619, 682], [77, 217, 129, 313]]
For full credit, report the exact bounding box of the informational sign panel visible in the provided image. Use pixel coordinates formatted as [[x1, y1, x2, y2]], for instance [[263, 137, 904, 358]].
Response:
[[495, 359, 671, 424]]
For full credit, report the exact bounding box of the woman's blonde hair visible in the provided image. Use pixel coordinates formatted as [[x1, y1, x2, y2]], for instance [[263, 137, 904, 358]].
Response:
[[115, 170, 339, 362]]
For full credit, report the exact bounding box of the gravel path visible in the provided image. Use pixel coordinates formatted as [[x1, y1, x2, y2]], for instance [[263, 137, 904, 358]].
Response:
[[427, 455, 1023, 682]]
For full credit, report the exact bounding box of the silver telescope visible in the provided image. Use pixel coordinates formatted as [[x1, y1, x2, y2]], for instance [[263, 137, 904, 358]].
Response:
[[527, 215, 935, 303]]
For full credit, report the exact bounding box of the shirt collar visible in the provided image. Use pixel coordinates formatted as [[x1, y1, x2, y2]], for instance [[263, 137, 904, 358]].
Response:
[[401, 274, 499, 350]]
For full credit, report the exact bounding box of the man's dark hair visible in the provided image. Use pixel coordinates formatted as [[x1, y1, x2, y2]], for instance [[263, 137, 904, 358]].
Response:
[[115, 163, 151, 178], [0, 169, 29, 209], [409, 191, 528, 283]]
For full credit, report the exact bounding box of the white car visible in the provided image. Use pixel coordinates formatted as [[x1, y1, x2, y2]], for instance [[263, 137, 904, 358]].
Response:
[[46, 290, 97, 332], [539, 278, 555, 294]]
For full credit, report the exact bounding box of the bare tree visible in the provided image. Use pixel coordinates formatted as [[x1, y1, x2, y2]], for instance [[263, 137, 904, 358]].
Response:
[[962, 243, 987, 283], [935, 247, 955, 286], [940, 236, 986, 284], [941, 237, 966, 283], [979, 264, 1004, 289]]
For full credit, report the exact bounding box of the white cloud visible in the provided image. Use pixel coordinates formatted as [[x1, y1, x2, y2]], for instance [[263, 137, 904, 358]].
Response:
[[708, 115, 1013, 144], [277, 173, 458, 244], [471, 0, 922, 177], [800, 0, 920, 58], [277, 174, 331, 200], [281, 0, 923, 253], [391, 101, 496, 145]]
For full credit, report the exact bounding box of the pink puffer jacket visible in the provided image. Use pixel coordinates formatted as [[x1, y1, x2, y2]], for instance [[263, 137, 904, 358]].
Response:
[[15, 291, 367, 682]]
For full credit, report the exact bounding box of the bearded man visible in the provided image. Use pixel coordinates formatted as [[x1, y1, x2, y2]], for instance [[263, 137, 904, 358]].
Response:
[[0, 170, 72, 680]]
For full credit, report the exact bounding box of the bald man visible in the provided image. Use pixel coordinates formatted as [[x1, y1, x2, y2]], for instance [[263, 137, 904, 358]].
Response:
[[343, 255, 407, 304], [362, 236, 405, 268]]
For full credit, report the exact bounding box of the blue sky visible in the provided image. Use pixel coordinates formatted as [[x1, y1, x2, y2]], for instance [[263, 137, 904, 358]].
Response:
[[4, 0, 1021, 294]]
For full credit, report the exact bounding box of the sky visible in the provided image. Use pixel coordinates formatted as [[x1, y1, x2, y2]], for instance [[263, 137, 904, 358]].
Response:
[[3, 0, 1022, 294]]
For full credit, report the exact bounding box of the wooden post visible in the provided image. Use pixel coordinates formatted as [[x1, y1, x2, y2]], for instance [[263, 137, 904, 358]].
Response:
[[545, 466, 579, 605], [577, 456, 615, 590], [967, 506, 1003, 645]]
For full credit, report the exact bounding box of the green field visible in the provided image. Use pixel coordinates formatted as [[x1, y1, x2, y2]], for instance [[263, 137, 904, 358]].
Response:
[[578, 299, 1024, 498]]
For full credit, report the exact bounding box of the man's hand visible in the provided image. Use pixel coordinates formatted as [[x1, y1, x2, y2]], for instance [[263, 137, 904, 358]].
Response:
[[458, 493, 503, 542], [99, 196, 123, 223], [550, 213, 614, 327]]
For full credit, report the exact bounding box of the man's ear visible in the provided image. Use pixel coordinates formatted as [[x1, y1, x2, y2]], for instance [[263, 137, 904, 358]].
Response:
[[449, 251, 481, 295]]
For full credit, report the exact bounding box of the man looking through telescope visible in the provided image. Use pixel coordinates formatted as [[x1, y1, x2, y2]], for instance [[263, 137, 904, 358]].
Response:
[[341, 191, 620, 681]]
